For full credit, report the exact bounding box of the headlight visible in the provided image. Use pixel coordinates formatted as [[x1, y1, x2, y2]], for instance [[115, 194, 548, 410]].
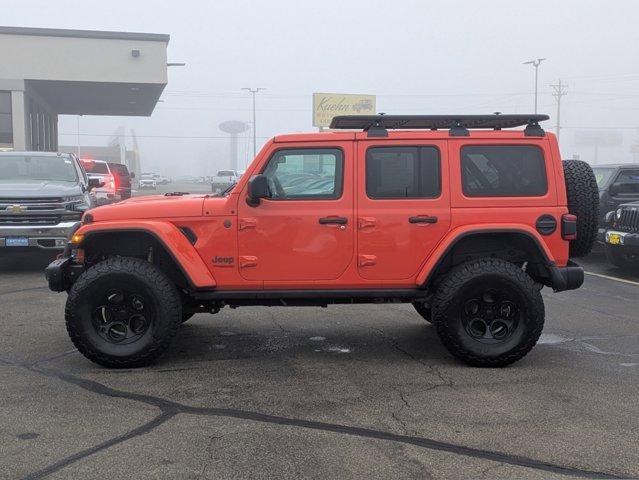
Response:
[[615, 208, 623, 219]]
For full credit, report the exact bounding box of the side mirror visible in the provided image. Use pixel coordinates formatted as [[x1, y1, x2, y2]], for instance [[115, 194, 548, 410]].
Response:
[[87, 178, 104, 191], [246, 174, 269, 206], [130, 172, 135, 179]]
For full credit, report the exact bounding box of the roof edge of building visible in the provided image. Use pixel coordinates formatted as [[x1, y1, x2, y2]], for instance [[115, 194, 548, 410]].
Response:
[[0, 25, 170, 43]]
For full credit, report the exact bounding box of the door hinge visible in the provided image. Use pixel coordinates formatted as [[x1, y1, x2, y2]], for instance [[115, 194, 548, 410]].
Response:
[[358, 254, 377, 267], [239, 255, 258, 268], [239, 218, 257, 231]]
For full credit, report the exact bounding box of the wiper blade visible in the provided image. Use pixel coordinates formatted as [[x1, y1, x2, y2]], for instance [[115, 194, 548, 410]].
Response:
[[220, 182, 237, 195]]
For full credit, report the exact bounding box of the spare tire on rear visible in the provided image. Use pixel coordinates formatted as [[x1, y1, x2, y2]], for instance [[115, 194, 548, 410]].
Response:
[[562, 160, 599, 258]]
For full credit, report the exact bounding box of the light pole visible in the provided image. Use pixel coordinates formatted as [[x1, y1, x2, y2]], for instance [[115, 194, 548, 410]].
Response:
[[523, 58, 546, 113], [241, 87, 265, 158]]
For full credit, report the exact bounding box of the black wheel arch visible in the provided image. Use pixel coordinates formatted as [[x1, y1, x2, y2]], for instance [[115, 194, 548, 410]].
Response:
[[80, 229, 193, 291], [422, 230, 555, 289]]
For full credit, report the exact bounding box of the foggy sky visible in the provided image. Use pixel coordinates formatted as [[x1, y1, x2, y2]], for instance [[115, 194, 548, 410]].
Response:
[[3, 0, 639, 175]]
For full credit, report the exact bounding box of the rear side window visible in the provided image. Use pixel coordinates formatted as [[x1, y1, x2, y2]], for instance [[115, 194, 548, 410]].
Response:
[[82, 161, 109, 174], [461, 145, 547, 197], [109, 164, 129, 175], [366, 146, 441, 199]]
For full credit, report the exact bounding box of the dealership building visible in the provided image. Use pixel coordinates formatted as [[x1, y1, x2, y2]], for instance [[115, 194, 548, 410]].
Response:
[[0, 26, 169, 155]]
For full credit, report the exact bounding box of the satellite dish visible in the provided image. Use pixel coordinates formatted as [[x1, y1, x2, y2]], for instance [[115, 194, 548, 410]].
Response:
[[219, 120, 249, 134]]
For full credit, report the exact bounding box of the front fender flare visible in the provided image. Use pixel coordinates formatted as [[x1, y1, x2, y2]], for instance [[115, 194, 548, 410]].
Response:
[[76, 220, 216, 290]]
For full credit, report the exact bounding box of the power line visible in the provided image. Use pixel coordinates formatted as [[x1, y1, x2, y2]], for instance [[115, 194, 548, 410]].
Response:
[[59, 133, 272, 139], [551, 79, 568, 141]]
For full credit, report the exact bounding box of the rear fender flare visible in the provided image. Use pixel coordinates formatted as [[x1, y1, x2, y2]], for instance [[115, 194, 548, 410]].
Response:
[[415, 225, 555, 287]]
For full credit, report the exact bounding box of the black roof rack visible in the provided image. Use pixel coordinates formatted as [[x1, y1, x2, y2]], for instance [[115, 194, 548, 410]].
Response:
[[328, 114, 550, 137]]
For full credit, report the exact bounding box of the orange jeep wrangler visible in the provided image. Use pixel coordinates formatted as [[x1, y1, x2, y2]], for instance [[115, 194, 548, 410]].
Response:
[[45, 114, 599, 368]]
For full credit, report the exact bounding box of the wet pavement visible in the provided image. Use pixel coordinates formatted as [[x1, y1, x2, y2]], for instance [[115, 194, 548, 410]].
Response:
[[0, 250, 638, 479]]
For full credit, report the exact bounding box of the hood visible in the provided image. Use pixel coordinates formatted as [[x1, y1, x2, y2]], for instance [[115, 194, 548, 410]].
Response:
[[0, 179, 82, 197], [87, 194, 209, 221], [619, 201, 639, 209]]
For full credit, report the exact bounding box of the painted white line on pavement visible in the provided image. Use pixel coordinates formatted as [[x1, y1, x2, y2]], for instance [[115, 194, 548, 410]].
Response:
[[585, 271, 639, 286]]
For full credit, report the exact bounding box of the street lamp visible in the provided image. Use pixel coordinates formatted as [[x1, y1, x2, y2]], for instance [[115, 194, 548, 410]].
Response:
[[523, 58, 546, 113], [241, 87, 266, 158]]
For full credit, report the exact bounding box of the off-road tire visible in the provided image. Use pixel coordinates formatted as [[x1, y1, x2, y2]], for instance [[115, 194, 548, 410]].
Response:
[[66, 256, 182, 368], [412, 301, 432, 323], [432, 258, 545, 367], [563, 160, 599, 258]]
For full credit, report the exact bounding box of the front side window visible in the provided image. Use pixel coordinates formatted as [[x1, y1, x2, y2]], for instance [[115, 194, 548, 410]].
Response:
[[366, 146, 441, 199], [461, 145, 547, 197], [592, 167, 616, 189], [262, 148, 343, 200]]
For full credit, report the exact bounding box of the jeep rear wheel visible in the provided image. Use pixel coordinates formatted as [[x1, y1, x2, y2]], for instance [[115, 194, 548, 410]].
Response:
[[432, 258, 544, 367], [563, 160, 599, 258], [65, 257, 182, 368]]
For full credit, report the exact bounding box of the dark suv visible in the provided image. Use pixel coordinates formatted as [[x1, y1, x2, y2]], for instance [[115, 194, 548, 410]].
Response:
[[108, 163, 134, 200], [592, 164, 639, 237]]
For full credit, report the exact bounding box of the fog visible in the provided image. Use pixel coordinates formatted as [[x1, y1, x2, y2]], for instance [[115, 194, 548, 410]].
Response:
[[3, 0, 639, 176]]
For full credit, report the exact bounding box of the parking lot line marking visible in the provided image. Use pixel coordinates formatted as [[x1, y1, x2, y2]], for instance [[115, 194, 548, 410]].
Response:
[[585, 271, 639, 286]]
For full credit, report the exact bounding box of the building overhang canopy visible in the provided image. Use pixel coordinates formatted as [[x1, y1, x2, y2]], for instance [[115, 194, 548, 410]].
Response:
[[0, 26, 170, 117]]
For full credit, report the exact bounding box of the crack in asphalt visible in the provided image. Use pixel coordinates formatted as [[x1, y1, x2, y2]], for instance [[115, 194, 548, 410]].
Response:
[[0, 286, 49, 297], [23, 411, 176, 480], [0, 356, 623, 480]]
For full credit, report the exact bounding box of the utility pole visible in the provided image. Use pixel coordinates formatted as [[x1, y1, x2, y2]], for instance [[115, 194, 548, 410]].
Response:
[[241, 87, 265, 158], [523, 58, 546, 113], [550, 79, 568, 142]]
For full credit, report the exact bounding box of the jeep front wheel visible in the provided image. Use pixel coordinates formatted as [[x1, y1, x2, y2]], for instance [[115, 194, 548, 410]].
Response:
[[432, 258, 544, 367], [65, 257, 182, 368]]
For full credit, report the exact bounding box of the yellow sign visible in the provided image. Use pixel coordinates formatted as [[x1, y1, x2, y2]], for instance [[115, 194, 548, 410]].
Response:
[[313, 93, 376, 128]]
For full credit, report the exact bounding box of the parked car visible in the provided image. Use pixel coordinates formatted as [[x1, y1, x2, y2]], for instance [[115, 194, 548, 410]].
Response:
[[138, 174, 157, 190], [591, 163, 639, 241], [0, 151, 97, 250], [46, 114, 598, 369], [602, 201, 639, 268], [211, 169, 239, 194], [108, 163, 134, 200], [81, 159, 118, 205]]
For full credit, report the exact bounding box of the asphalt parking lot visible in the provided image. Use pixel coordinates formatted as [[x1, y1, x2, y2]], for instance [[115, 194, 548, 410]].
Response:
[[1, 248, 638, 480]]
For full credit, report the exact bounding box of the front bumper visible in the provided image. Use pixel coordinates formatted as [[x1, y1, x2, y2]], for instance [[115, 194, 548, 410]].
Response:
[[0, 220, 81, 250], [548, 261, 584, 292], [603, 230, 639, 254]]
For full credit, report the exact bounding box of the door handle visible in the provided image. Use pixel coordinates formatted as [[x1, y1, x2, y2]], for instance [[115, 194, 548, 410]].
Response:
[[408, 215, 438, 224], [319, 216, 348, 225]]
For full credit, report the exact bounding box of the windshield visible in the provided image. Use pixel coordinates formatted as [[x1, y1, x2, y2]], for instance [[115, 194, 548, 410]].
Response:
[[0, 155, 78, 182], [592, 167, 616, 189], [217, 170, 235, 177]]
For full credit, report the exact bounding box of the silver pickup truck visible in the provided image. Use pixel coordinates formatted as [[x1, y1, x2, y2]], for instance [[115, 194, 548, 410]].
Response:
[[0, 151, 99, 250]]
